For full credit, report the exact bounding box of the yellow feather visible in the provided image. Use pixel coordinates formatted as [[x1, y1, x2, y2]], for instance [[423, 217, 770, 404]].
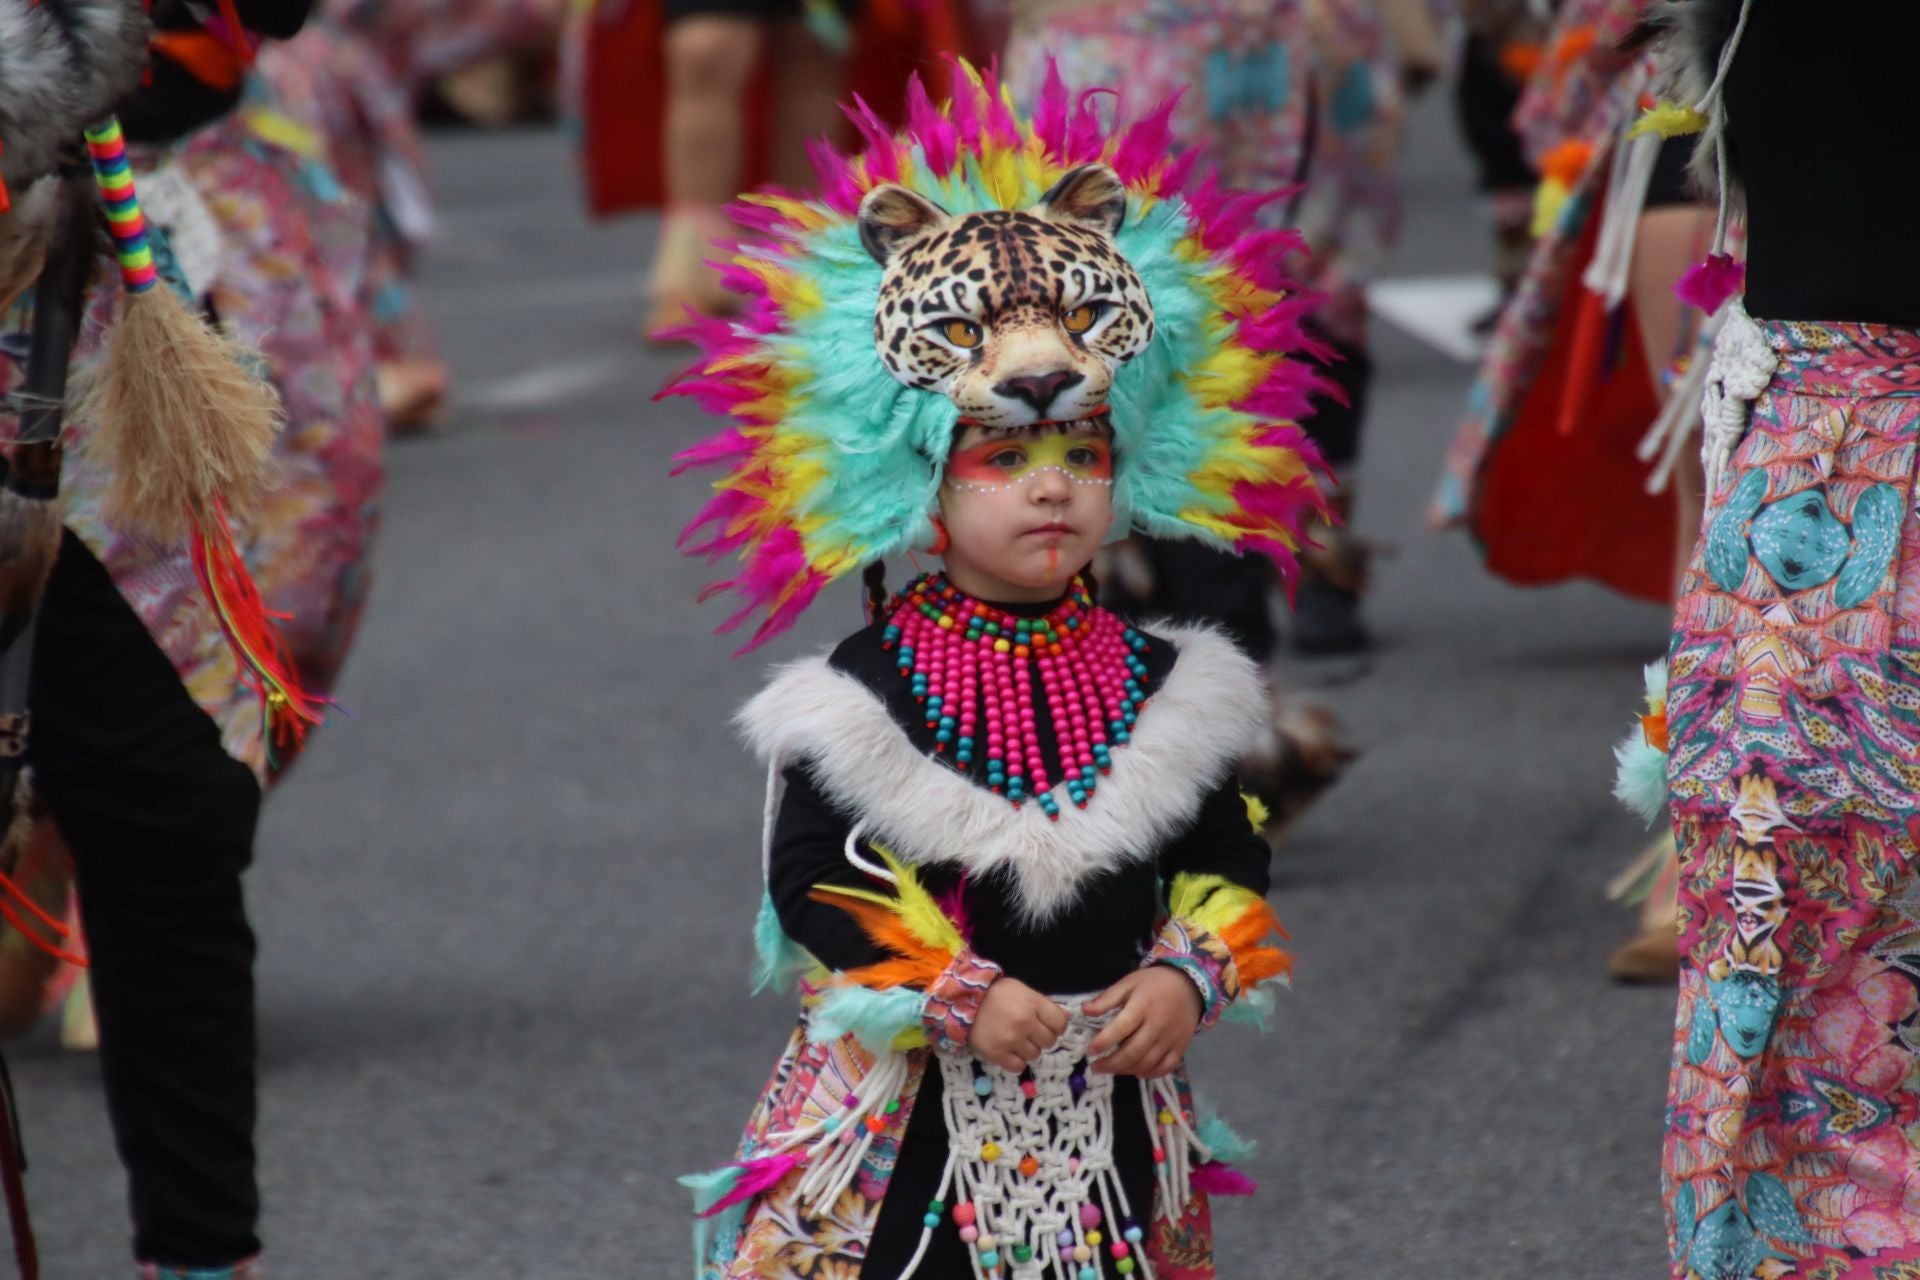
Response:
[[867, 843, 965, 954], [809, 844, 965, 956], [1168, 873, 1269, 937], [1242, 791, 1270, 830], [1627, 103, 1709, 141]]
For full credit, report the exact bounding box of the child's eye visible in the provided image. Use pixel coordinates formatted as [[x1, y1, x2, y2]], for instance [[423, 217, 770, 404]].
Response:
[[986, 449, 1026, 469], [1066, 446, 1100, 467]]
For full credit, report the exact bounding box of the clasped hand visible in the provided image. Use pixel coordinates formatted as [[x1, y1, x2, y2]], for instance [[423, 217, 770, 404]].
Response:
[[968, 967, 1202, 1079]]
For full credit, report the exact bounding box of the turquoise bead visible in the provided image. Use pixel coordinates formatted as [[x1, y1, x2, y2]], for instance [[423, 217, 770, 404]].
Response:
[[1124, 1227, 1143, 1244], [1080, 1269, 1098, 1280], [923, 1213, 941, 1229], [973, 1077, 992, 1097], [980, 1251, 1000, 1269]]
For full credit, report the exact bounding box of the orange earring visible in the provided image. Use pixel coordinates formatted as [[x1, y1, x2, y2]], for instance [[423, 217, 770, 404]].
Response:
[[926, 517, 950, 556]]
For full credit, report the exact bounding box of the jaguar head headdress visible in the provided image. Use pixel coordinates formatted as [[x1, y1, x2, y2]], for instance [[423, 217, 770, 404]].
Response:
[[668, 61, 1331, 650]]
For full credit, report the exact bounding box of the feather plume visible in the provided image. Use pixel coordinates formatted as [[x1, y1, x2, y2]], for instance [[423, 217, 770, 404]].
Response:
[[1194, 1110, 1257, 1166], [1192, 1163, 1259, 1197], [668, 59, 1328, 648], [806, 891, 953, 989], [78, 283, 282, 542], [1221, 984, 1275, 1031], [1168, 873, 1292, 987], [808, 983, 929, 1053], [751, 891, 815, 994], [687, 1154, 801, 1219]]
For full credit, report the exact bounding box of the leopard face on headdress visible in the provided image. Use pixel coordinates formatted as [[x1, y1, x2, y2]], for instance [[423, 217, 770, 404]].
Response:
[[668, 61, 1331, 650]]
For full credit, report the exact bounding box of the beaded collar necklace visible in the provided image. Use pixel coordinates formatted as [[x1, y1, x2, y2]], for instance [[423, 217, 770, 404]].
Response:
[[880, 574, 1150, 820]]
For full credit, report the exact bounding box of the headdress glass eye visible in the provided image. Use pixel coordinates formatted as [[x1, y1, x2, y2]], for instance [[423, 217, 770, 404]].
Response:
[[944, 319, 984, 349]]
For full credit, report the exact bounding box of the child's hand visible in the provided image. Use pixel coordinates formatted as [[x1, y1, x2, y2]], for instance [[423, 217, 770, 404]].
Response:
[[970, 977, 1069, 1073], [1084, 966, 1203, 1079]]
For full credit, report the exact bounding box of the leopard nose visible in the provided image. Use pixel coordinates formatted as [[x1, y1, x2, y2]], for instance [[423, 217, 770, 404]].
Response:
[[996, 370, 1085, 417]]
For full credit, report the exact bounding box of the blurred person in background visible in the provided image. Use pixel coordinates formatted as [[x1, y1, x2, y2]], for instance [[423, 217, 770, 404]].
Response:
[[0, 1, 386, 1270], [1431, 0, 1715, 983], [566, 0, 985, 339]]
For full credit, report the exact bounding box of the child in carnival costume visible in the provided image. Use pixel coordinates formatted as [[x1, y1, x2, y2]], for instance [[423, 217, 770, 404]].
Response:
[[670, 62, 1323, 1280]]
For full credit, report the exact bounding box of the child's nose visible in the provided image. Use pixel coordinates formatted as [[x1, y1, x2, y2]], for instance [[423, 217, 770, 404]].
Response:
[[1028, 467, 1071, 501]]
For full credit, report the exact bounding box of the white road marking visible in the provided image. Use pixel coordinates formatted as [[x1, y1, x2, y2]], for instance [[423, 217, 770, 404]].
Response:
[[463, 353, 631, 412], [1368, 274, 1503, 365]]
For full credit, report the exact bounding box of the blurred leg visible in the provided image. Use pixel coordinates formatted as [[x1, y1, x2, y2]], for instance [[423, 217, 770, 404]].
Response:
[[650, 14, 764, 328], [27, 532, 261, 1270], [766, 16, 845, 191]]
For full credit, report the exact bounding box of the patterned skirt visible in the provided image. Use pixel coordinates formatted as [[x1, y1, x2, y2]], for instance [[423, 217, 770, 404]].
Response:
[[1665, 319, 1920, 1277]]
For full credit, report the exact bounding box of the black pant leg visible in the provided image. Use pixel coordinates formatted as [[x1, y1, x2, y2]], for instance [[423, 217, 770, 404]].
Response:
[[26, 531, 261, 1268]]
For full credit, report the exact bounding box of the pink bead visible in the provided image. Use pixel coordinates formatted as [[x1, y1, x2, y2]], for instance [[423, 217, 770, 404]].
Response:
[[1111, 1243, 1130, 1260], [960, 1226, 979, 1244], [953, 1203, 977, 1227], [1079, 1205, 1102, 1229]]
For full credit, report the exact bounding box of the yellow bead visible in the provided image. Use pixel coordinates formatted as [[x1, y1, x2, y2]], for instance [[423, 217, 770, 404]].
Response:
[[1158, 1109, 1174, 1126], [1087, 1232, 1102, 1247], [981, 1142, 1001, 1162], [938, 616, 954, 629], [993, 639, 1010, 654]]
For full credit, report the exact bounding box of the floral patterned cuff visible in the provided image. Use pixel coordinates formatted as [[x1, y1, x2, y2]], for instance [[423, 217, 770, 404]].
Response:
[[921, 946, 1003, 1054], [1146, 917, 1243, 1030]]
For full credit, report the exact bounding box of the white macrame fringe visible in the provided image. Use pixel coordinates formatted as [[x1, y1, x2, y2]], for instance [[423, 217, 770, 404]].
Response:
[[889, 999, 1212, 1280], [1698, 301, 1777, 508]]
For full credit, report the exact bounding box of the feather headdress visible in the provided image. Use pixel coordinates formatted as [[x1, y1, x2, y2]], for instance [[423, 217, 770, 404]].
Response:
[[667, 60, 1330, 650]]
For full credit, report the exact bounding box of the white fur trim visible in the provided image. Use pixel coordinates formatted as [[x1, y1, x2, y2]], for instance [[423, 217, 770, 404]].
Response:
[[738, 623, 1268, 923]]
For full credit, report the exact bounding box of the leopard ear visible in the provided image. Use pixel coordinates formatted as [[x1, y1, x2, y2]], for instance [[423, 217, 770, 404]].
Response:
[[858, 184, 952, 265], [1033, 164, 1127, 238]]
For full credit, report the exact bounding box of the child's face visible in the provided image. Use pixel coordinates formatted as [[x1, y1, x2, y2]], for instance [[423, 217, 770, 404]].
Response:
[[937, 421, 1115, 600]]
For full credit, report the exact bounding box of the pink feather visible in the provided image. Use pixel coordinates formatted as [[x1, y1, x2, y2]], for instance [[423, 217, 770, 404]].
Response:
[[1191, 1162, 1258, 1198], [1673, 252, 1743, 314], [842, 94, 899, 181], [1066, 88, 1114, 163], [1033, 61, 1070, 159], [698, 1153, 803, 1218], [905, 75, 958, 177], [808, 137, 862, 214], [1112, 93, 1181, 186]]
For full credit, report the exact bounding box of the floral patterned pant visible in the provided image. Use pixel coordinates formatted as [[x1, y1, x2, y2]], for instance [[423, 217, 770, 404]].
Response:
[[1665, 319, 1920, 1278]]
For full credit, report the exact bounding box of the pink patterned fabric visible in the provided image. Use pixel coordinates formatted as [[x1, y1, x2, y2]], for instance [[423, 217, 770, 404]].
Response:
[[1145, 917, 1239, 1029], [0, 107, 382, 775], [920, 947, 1001, 1054], [1663, 319, 1920, 1278]]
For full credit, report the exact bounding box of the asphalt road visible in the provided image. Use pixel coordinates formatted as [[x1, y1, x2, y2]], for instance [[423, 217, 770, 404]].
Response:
[[11, 90, 1682, 1279]]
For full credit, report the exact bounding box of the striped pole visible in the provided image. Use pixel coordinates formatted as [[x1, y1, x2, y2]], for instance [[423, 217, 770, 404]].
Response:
[[81, 117, 158, 294]]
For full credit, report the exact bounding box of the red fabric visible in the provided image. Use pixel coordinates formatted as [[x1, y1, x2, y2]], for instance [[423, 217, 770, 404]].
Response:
[[578, 0, 985, 217], [1471, 197, 1677, 604]]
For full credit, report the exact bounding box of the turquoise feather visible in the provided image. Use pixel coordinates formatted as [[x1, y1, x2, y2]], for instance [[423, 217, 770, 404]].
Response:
[[807, 984, 927, 1053], [1220, 985, 1275, 1032], [751, 892, 812, 995], [680, 1168, 748, 1280], [1194, 1109, 1258, 1166], [1612, 735, 1670, 826]]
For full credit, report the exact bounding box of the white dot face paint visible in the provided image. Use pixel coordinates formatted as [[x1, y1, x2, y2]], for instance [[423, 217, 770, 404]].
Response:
[[944, 432, 1115, 493]]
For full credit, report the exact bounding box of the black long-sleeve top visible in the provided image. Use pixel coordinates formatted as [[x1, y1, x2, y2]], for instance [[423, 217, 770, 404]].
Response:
[[766, 608, 1271, 998], [1721, 1, 1920, 327]]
